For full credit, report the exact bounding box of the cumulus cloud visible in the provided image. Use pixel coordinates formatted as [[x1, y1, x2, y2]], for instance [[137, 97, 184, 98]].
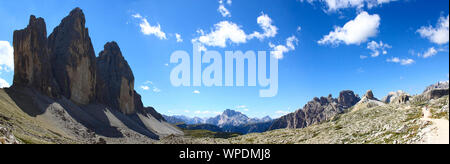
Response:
[[367, 40, 391, 57], [0, 41, 14, 71], [0, 77, 10, 88], [193, 13, 280, 49], [319, 11, 380, 46], [193, 90, 201, 94], [175, 33, 183, 42], [300, 0, 396, 12], [269, 35, 299, 59], [132, 14, 167, 40], [417, 15, 449, 45], [387, 57, 415, 65], [192, 21, 247, 48], [248, 13, 279, 40]]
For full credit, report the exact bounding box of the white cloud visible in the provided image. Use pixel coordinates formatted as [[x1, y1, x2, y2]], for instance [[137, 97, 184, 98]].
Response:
[[218, 5, 231, 18], [175, 33, 183, 42], [269, 35, 299, 59], [318, 11, 380, 46], [236, 105, 249, 112], [140, 85, 150, 90], [192, 21, 247, 48], [367, 41, 391, 57], [193, 13, 280, 49], [153, 87, 161, 93], [419, 47, 438, 58], [300, 0, 396, 12], [387, 57, 415, 65], [141, 81, 161, 92], [218, 0, 232, 17], [236, 105, 247, 109], [132, 13, 167, 40], [0, 41, 14, 71], [417, 15, 449, 45], [0, 77, 10, 88], [248, 13, 278, 40], [193, 90, 200, 94]]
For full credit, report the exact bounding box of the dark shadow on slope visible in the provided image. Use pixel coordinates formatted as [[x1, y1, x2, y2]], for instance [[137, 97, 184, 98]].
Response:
[[6, 86, 124, 138], [109, 110, 160, 140], [57, 100, 124, 138], [5, 87, 46, 117]]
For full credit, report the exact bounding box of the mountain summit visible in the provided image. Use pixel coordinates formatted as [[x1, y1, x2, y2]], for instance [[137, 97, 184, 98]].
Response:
[[4, 7, 182, 143]]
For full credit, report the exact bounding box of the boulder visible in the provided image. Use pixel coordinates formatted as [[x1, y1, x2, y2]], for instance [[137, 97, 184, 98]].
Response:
[[0, 126, 20, 144], [12, 15, 59, 97], [96, 42, 135, 114], [48, 8, 97, 105]]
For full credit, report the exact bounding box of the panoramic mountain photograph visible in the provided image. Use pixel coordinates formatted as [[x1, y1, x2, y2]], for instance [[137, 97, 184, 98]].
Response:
[[0, 0, 448, 149]]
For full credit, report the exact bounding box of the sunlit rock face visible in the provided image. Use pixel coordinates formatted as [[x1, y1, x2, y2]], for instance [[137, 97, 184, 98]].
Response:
[[13, 15, 59, 98]]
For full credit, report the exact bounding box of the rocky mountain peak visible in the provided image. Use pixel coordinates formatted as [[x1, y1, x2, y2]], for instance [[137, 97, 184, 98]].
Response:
[[48, 7, 97, 105], [422, 81, 449, 100], [424, 81, 449, 93], [13, 15, 59, 97], [338, 90, 360, 108], [223, 109, 242, 117], [96, 41, 135, 114], [364, 90, 376, 100]]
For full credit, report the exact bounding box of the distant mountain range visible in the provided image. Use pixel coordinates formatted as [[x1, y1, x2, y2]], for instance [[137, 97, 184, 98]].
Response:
[[163, 109, 273, 134], [164, 109, 272, 126]]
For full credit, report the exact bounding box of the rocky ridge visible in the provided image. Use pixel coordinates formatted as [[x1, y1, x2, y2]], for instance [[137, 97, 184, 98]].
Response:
[[269, 90, 360, 130]]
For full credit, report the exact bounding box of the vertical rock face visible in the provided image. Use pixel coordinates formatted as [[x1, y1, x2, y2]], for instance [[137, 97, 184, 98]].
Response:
[[13, 15, 59, 97], [338, 90, 360, 108], [96, 42, 135, 114], [48, 8, 96, 105], [12, 7, 167, 118]]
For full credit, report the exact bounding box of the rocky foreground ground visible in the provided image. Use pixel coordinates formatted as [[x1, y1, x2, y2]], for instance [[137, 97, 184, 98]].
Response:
[[158, 94, 449, 144]]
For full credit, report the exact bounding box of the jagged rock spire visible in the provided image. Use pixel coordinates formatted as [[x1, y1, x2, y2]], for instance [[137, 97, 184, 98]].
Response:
[[48, 7, 97, 105]]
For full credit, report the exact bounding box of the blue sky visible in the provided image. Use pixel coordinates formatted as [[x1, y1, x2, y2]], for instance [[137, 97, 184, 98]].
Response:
[[0, 0, 449, 118]]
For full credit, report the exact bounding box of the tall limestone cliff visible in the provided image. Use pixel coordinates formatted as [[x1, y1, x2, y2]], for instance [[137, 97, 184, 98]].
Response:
[[96, 42, 135, 114], [12, 7, 166, 118], [12, 15, 59, 97], [48, 8, 97, 105]]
